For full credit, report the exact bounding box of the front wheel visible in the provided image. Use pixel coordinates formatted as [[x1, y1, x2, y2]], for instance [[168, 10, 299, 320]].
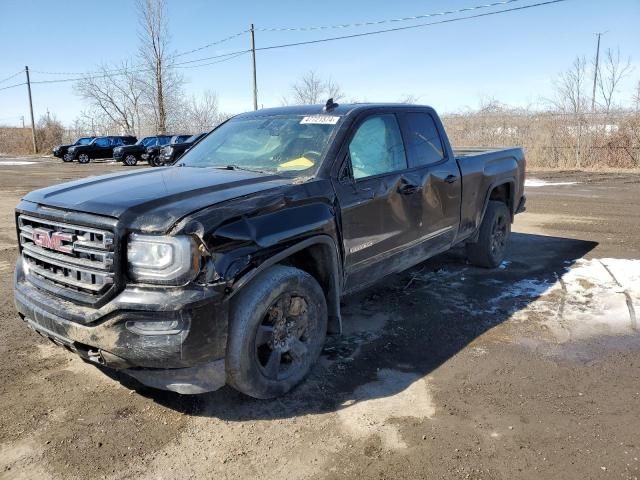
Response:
[[123, 154, 138, 166], [226, 265, 328, 399], [62, 153, 73, 162], [77, 153, 90, 164], [466, 200, 511, 268]]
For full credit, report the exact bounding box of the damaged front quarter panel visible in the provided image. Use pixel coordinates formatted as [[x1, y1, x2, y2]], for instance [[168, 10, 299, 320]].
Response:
[[172, 179, 341, 296]]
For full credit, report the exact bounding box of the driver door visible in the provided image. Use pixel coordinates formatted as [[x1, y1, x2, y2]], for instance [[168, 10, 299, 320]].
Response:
[[332, 113, 424, 293]]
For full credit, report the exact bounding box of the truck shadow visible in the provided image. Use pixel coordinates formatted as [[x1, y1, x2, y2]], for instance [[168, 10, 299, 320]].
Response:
[[105, 232, 598, 419]]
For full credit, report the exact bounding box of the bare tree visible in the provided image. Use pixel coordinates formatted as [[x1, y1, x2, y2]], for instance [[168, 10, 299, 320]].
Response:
[[75, 62, 144, 135], [550, 57, 589, 167], [634, 80, 640, 111], [182, 91, 228, 131], [596, 48, 633, 113], [552, 56, 589, 114], [284, 71, 345, 105], [398, 94, 421, 104], [137, 0, 182, 133]]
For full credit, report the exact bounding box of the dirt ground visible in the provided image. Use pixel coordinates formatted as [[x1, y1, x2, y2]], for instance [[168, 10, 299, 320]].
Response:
[[0, 157, 638, 480]]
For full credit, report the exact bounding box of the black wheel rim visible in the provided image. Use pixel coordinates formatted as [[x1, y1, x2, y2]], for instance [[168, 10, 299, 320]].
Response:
[[490, 213, 508, 257], [255, 293, 313, 381]]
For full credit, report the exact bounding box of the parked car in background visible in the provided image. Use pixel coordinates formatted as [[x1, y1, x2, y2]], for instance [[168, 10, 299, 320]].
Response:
[[13, 102, 526, 398], [67, 136, 137, 163], [157, 133, 207, 166], [52, 137, 95, 162], [146, 134, 191, 167], [114, 135, 172, 166]]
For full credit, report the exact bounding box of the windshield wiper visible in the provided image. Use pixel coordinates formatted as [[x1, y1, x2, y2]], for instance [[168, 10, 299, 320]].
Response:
[[218, 164, 266, 174]]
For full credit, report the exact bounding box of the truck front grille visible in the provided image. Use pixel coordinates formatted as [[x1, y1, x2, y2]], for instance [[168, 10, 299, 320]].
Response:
[[18, 214, 115, 297]]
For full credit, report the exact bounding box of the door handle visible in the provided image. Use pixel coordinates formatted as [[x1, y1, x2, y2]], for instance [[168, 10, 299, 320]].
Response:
[[398, 183, 420, 195], [444, 175, 458, 184]]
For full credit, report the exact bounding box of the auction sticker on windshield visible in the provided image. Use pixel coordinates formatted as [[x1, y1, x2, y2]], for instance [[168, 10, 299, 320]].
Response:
[[300, 115, 340, 125]]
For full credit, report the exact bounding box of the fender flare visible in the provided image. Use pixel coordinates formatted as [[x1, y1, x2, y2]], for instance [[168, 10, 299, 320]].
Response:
[[227, 235, 343, 334]]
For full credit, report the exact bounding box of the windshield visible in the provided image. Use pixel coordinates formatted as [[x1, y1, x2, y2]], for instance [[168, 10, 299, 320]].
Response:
[[137, 137, 155, 147], [186, 133, 204, 143], [178, 114, 341, 175], [76, 137, 92, 145], [171, 135, 190, 144]]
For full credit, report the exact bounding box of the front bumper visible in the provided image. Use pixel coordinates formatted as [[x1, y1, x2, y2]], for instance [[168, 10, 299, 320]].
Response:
[[14, 261, 229, 393], [113, 151, 125, 161]]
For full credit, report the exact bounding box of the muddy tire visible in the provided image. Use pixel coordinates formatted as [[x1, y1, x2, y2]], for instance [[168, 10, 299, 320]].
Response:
[[123, 154, 138, 166], [467, 200, 511, 268], [226, 265, 327, 399], [78, 153, 90, 164]]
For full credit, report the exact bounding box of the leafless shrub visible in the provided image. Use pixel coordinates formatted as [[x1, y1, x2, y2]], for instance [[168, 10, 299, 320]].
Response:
[[283, 71, 345, 105]]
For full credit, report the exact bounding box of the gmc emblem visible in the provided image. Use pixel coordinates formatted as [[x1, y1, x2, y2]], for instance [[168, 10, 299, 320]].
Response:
[[32, 228, 74, 254]]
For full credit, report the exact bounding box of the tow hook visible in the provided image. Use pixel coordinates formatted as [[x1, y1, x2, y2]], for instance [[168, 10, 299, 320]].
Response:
[[87, 349, 105, 365]]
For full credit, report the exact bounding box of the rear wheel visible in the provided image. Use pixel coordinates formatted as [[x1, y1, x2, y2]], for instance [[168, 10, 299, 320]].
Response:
[[123, 154, 138, 166], [467, 200, 511, 268], [78, 153, 90, 164], [226, 265, 328, 399]]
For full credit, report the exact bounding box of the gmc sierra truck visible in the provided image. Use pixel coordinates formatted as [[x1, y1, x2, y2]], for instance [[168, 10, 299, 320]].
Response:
[[14, 102, 525, 398]]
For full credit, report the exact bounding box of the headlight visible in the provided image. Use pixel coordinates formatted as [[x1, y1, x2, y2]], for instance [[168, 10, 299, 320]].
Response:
[[127, 234, 199, 284]]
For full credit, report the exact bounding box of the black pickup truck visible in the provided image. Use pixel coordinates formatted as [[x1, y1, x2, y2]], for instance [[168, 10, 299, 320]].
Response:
[[114, 135, 172, 166], [146, 134, 191, 167], [67, 135, 137, 163], [13, 102, 525, 398], [156, 132, 207, 166], [52, 137, 95, 162]]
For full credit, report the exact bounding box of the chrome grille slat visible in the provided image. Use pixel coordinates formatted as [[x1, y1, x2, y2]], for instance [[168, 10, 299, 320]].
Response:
[[18, 214, 115, 297], [22, 245, 112, 273], [25, 262, 109, 292]]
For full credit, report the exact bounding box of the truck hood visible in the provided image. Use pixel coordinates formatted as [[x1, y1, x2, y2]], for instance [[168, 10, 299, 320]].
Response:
[[23, 166, 293, 232]]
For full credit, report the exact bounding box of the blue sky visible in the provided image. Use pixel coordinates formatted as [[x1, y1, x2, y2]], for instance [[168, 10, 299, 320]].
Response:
[[0, 0, 638, 126]]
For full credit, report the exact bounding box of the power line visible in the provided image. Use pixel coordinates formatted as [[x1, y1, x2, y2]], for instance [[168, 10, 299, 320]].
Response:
[[258, 0, 525, 32], [172, 29, 249, 59], [174, 50, 249, 69], [0, 81, 26, 91], [29, 30, 250, 77], [0, 70, 24, 84], [255, 0, 571, 53], [23, 51, 250, 85]]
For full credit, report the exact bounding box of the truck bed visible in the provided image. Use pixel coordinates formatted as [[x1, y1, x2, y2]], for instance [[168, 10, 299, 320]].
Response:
[[453, 146, 526, 242]]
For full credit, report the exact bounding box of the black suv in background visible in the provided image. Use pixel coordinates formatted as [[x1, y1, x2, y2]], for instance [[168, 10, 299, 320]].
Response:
[[52, 137, 95, 162], [114, 135, 172, 166], [67, 136, 137, 163], [157, 133, 207, 166], [146, 134, 191, 166]]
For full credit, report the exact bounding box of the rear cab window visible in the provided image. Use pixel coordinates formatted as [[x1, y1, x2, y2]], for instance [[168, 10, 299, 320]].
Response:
[[400, 112, 446, 167]]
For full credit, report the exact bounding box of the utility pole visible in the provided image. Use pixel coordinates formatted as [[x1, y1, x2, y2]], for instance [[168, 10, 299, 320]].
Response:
[[250, 24, 258, 111], [591, 32, 604, 112], [20, 115, 24, 128], [25, 66, 37, 153]]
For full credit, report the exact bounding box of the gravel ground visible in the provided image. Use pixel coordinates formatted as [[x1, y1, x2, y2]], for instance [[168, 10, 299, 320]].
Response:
[[0, 157, 638, 480]]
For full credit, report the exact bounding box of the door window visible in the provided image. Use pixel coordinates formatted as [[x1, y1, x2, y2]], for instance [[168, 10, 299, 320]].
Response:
[[348, 115, 407, 179], [95, 137, 111, 147], [402, 113, 445, 167]]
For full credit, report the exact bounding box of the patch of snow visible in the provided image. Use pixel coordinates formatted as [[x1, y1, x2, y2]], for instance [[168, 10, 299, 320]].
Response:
[[525, 178, 579, 187], [0, 161, 36, 165], [494, 258, 639, 340]]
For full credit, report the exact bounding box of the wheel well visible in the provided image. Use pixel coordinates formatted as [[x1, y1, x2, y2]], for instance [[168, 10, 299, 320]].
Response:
[[489, 183, 512, 215], [278, 243, 342, 334]]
